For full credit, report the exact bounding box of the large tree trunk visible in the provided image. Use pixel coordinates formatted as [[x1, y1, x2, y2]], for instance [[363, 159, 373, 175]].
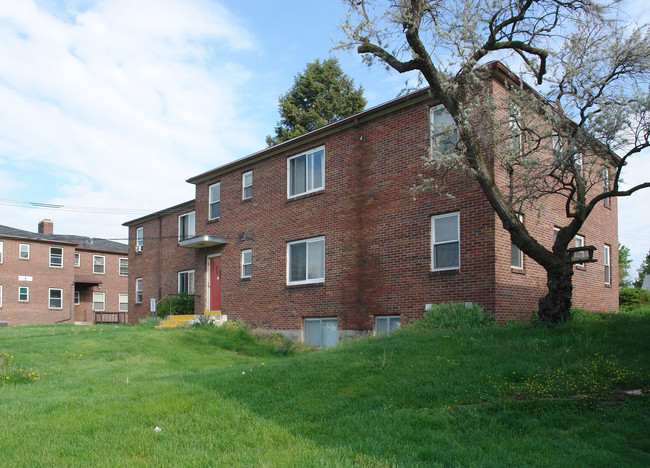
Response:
[[537, 263, 574, 324]]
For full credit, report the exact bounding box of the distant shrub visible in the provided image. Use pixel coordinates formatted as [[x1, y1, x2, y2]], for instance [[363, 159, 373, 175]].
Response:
[[619, 288, 650, 310], [418, 302, 494, 330], [222, 318, 250, 332], [136, 318, 155, 328]]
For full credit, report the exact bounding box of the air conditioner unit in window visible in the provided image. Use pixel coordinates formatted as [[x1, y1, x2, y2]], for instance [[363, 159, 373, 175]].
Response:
[[135, 245, 143, 253]]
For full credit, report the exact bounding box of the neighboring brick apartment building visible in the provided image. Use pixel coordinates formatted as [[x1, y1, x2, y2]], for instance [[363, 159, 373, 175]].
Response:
[[0, 219, 129, 326], [125, 62, 618, 346]]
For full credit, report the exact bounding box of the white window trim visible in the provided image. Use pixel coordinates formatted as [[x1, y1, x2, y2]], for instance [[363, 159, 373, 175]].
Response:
[[430, 104, 459, 154], [509, 108, 523, 157], [74, 253, 80, 267], [242, 171, 253, 200], [241, 249, 252, 279], [19, 243, 30, 260], [511, 214, 524, 270], [603, 168, 610, 207], [119, 258, 128, 276], [574, 234, 585, 267], [49, 288, 63, 309], [49, 247, 63, 268], [209, 182, 221, 220], [19, 286, 29, 303], [136, 227, 144, 250], [431, 212, 461, 271], [74, 291, 80, 305], [0, 241, 3, 263], [135, 278, 143, 304], [178, 270, 195, 294], [119, 293, 129, 312], [574, 152, 583, 176], [178, 211, 196, 241], [604, 244, 611, 285], [287, 146, 325, 199], [93, 292, 105, 312], [93, 255, 106, 275], [287, 236, 326, 285]]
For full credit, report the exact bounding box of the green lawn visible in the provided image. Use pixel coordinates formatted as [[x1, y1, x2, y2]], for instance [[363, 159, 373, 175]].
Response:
[[1, 311, 649, 467]]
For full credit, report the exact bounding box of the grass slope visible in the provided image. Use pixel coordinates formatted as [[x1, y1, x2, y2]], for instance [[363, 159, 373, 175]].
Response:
[[0, 312, 649, 467]]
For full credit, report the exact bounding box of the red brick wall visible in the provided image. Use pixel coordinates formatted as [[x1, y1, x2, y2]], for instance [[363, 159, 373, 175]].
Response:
[[127, 204, 200, 324], [488, 79, 619, 319], [127, 85, 618, 333], [73, 249, 129, 323], [190, 99, 504, 332], [0, 238, 129, 326], [1, 240, 76, 325]]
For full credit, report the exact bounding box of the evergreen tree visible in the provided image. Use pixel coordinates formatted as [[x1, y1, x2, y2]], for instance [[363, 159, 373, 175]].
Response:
[[266, 58, 366, 146]]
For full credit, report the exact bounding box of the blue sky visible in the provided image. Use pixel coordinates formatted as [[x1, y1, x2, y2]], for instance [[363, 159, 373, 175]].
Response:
[[1, 0, 649, 275]]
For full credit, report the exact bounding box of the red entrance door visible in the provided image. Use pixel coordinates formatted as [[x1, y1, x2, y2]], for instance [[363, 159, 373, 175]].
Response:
[[209, 257, 221, 310]]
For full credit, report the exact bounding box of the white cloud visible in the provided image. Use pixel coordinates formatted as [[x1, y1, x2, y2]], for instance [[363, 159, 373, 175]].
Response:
[[0, 0, 262, 239]]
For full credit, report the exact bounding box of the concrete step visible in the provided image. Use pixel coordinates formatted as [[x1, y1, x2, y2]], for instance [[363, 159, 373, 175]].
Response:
[[167, 315, 196, 321], [154, 313, 227, 329]]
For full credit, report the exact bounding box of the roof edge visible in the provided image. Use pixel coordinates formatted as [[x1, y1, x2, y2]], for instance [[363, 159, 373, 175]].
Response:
[[123, 200, 196, 227], [186, 88, 433, 185]]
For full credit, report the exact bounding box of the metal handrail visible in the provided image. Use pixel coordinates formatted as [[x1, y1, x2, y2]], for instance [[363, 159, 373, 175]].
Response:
[[151, 293, 199, 326]]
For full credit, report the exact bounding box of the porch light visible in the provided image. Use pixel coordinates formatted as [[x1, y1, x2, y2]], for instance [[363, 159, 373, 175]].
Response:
[[567, 245, 597, 264]]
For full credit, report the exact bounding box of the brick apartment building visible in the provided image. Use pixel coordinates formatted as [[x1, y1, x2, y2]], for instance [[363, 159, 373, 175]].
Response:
[[125, 62, 618, 346], [0, 219, 129, 326]]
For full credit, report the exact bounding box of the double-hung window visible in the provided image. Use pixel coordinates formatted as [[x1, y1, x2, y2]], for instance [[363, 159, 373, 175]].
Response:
[[93, 292, 105, 311], [431, 212, 460, 270], [49, 288, 63, 309], [119, 294, 128, 312], [50, 247, 63, 268], [75, 253, 80, 267], [574, 235, 585, 267], [19, 244, 29, 259], [209, 183, 221, 220], [0, 241, 3, 263], [287, 237, 325, 285], [178, 270, 195, 294], [304, 317, 338, 348], [119, 258, 128, 276], [242, 171, 252, 200], [19, 287, 29, 302], [511, 214, 524, 270], [118, 294, 129, 312], [603, 168, 610, 207], [93, 255, 105, 274], [604, 244, 611, 285], [178, 211, 196, 241], [288, 147, 324, 198], [241, 249, 252, 279], [430, 105, 459, 154], [509, 109, 523, 157], [135, 227, 144, 252], [74, 291, 80, 305], [135, 278, 143, 303]]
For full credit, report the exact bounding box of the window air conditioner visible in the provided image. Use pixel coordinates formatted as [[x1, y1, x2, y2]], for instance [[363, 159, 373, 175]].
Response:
[[135, 245, 143, 253]]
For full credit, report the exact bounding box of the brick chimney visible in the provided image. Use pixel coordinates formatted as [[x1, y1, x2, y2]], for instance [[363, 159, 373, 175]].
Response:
[[38, 219, 54, 234]]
